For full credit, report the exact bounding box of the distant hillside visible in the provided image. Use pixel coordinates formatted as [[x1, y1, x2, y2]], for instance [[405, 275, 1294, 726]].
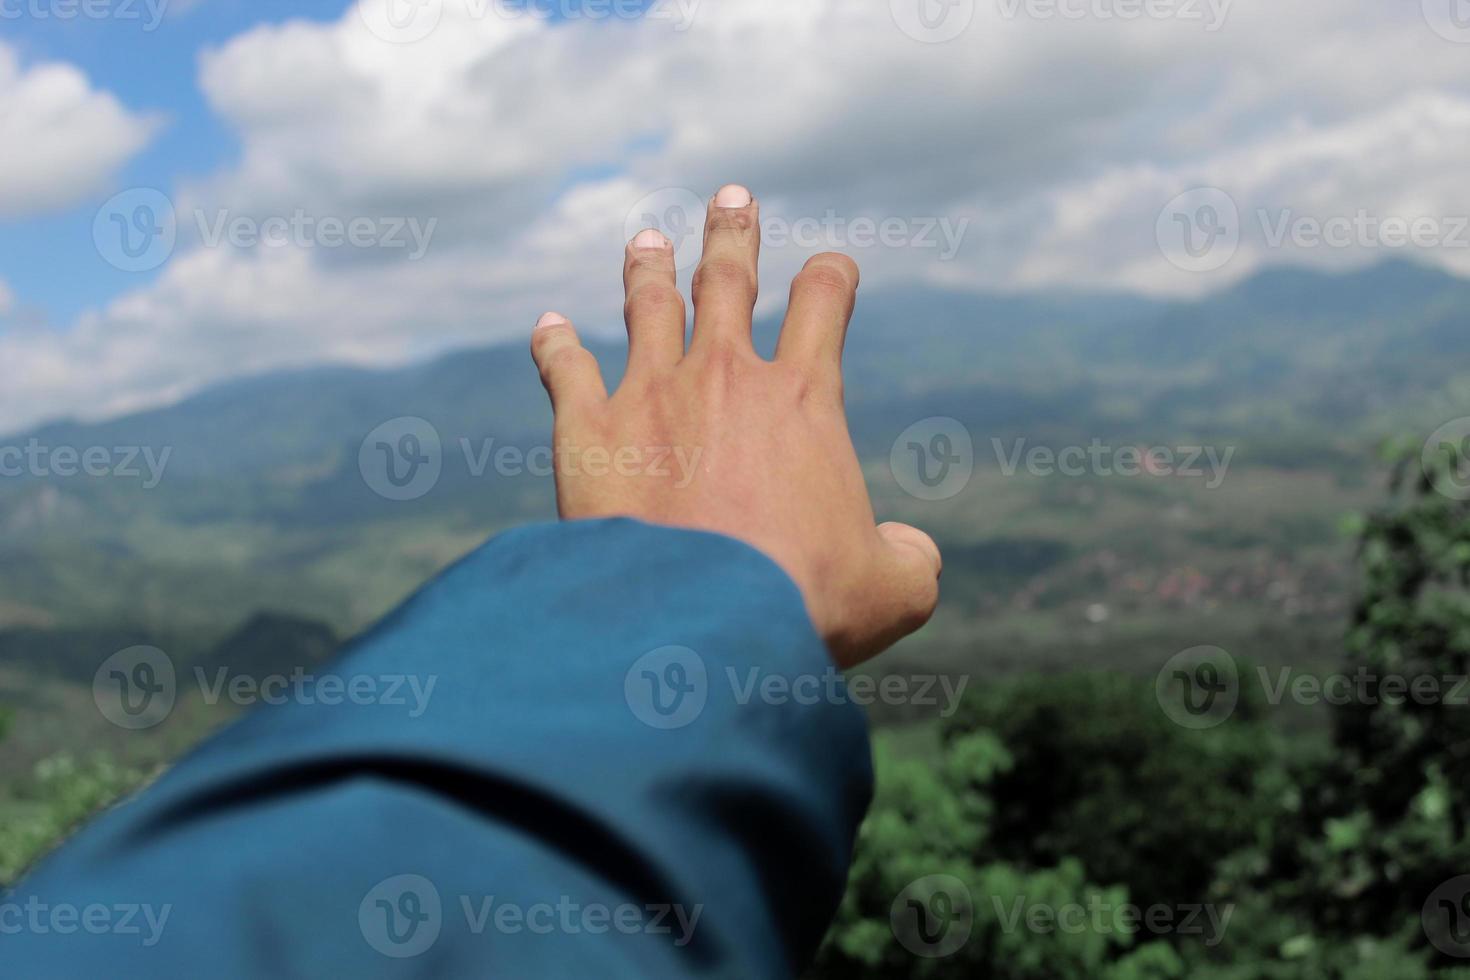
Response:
[[9, 259, 1466, 470], [0, 259, 1464, 638]]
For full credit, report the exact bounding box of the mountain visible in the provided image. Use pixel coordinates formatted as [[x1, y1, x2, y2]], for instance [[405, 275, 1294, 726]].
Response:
[[0, 259, 1465, 641], [190, 612, 339, 680]]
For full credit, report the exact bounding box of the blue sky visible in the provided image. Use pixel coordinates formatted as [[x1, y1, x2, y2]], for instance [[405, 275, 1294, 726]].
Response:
[[0, 0, 1466, 433], [0, 0, 632, 320], [0, 1, 302, 318]]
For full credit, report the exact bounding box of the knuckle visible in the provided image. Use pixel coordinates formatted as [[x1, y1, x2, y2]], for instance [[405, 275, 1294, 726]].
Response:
[[796, 379, 845, 416], [621, 375, 683, 425], [769, 361, 813, 401], [806, 252, 860, 287], [540, 343, 593, 379], [699, 335, 744, 371], [624, 283, 684, 322], [705, 207, 758, 236], [794, 264, 856, 298], [626, 249, 671, 276], [691, 336, 755, 386], [530, 325, 574, 357], [804, 373, 844, 408], [625, 371, 675, 405], [692, 258, 755, 297]]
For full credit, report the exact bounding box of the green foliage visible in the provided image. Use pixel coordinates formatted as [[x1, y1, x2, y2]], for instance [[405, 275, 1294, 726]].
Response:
[[1280, 447, 1470, 957], [815, 445, 1470, 977], [813, 732, 1167, 980], [0, 754, 148, 887], [1339, 449, 1470, 819], [5, 435, 1468, 978], [940, 672, 1278, 914]]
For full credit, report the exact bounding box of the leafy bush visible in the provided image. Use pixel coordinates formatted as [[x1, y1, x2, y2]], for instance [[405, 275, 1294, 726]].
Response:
[[0, 753, 148, 887], [813, 446, 1470, 978]]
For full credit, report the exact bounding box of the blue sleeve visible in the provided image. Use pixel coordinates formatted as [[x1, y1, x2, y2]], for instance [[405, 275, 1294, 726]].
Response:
[[2, 519, 873, 979]]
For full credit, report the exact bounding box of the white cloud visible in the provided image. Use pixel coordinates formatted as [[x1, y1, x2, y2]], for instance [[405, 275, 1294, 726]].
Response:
[[3, 0, 1470, 432], [0, 279, 13, 316], [965, 91, 1470, 296], [0, 41, 160, 218]]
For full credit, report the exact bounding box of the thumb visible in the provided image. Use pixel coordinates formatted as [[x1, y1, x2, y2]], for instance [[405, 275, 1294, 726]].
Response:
[[836, 522, 941, 668], [878, 521, 943, 580]]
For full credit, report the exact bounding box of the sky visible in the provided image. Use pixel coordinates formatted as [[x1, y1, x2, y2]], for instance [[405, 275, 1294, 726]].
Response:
[[1, 0, 1469, 434]]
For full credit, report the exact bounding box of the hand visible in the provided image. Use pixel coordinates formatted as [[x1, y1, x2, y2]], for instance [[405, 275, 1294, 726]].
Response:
[[530, 183, 940, 668]]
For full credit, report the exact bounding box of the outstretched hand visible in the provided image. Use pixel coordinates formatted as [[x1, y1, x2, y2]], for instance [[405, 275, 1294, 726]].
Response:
[[531, 183, 940, 668]]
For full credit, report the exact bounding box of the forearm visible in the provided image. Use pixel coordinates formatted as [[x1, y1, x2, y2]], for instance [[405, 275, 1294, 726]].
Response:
[[4, 519, 872, 978]]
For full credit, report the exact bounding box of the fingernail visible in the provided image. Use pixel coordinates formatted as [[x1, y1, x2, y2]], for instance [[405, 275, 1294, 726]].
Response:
[[714, 184, 752, 208], [535, 312, 568, 330], [632, 228, 669, 249]]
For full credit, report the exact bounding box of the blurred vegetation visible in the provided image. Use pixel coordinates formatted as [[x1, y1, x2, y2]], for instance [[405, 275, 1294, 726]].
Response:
[[0, 754, 147, 886], [812, 447, 1470, 978], [3, 442, 1469, 979], [0, 612, 336, 886]]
